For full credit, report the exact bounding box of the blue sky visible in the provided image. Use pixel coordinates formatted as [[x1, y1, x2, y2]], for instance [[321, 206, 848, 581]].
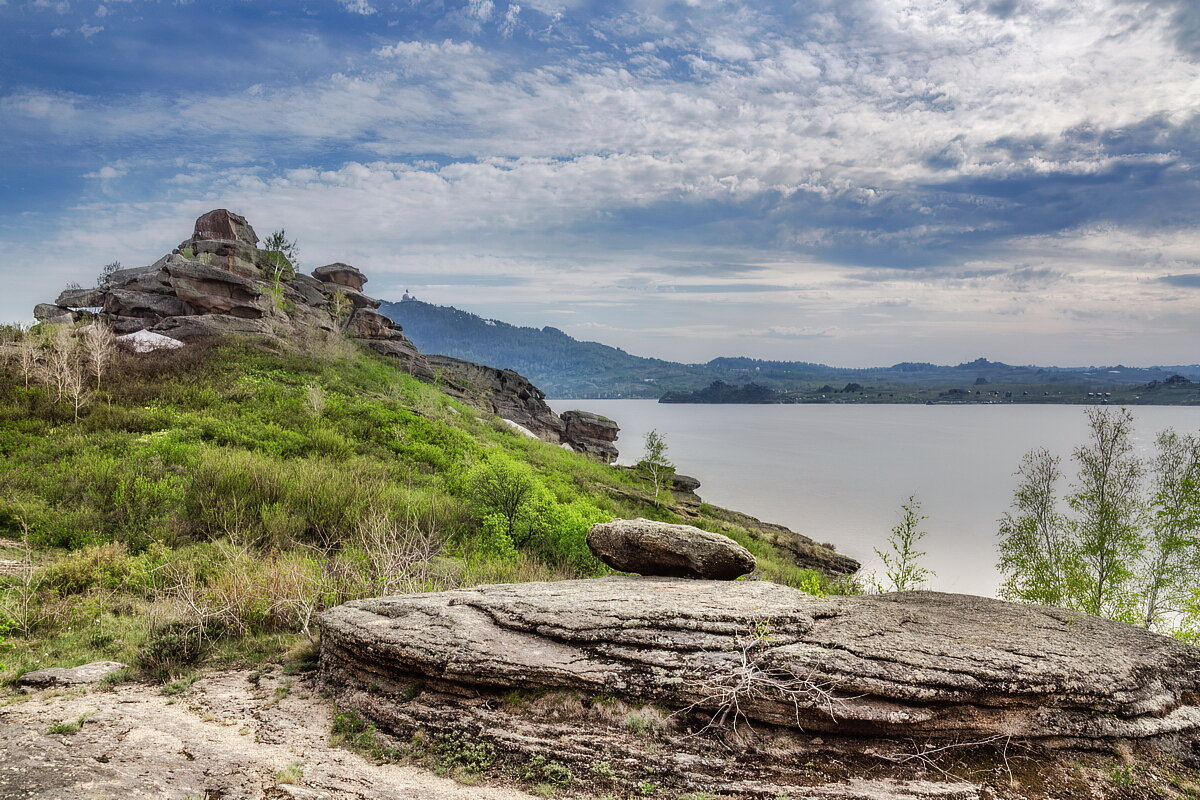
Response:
[[1, 0, 1197, 366]]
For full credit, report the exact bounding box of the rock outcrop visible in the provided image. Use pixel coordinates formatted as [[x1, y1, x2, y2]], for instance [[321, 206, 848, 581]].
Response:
[[321, 577, 1200, 796], [560, 409, 619, 462], [425, 355, 567, 442], [586, 518, 755, 579]]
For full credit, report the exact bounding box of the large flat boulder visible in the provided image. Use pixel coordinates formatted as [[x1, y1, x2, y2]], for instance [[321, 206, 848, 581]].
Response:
[[587, 518, 756, 579], [321, 577, 1200, 745]]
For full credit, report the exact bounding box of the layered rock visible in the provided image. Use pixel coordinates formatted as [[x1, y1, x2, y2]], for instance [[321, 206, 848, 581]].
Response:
[[321, 578, 1200, 795], [586, 518, 755, 579], [312, 262, 368, 291], [425, 355, 567, 442], [560, 409, 619, 462]]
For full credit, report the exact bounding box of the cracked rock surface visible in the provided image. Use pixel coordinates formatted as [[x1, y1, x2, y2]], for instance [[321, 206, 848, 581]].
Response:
[[320, 576, 1200, 744]]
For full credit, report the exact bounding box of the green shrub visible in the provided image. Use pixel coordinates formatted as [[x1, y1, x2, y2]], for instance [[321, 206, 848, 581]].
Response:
[[136, 621, 212, 681]]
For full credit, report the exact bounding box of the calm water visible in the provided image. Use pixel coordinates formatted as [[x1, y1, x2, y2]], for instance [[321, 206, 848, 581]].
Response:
[[549, 400, 1200, 596]]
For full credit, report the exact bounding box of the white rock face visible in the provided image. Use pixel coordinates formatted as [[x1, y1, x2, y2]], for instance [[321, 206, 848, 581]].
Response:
[[115, 330, 186, 353]]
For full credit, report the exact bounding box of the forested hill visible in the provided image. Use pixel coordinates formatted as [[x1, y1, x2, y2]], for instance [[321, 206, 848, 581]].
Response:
[[380, 298, 1200, 400], [378, 298, 695, 397]]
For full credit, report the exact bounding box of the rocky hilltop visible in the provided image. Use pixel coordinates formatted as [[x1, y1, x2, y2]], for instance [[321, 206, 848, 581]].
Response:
[[33, 208, 858, 578], [34, 209, 616, 459], [321, 522, 1200, 798]]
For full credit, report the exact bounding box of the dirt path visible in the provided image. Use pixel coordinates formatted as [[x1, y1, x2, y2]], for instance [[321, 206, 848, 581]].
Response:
[[0, 668, 541, 800]]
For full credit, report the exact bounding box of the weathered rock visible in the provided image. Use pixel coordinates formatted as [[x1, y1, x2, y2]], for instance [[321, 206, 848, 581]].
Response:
[[312, 263, 367, 292], [55, 286, 107, 308], [426, 355, 567, 443], [192, 208, 258, 247], [102, 288, 187, 319], [33, 303, 73, 322], [165, 259, 266, 318], [150, 314, 276, 341], [17, 661, 126, 688], [346, 308, 402, 339], [361, 338, 436, 382], [560, 409, 619, 462], [320, 577, 1200, 749], [670, 473, 702, 495], [587, 518, 756, 579]]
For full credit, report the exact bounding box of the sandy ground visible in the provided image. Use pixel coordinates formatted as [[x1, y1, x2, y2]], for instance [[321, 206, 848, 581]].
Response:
[[0, 668, 540, 800]]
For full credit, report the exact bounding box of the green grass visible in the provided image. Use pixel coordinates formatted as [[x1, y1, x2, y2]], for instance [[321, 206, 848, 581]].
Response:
[[0, 334, 843, 683]]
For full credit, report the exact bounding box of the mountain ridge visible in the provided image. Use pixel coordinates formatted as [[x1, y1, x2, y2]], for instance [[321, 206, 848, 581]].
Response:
[[380, 298, 1200, 400]]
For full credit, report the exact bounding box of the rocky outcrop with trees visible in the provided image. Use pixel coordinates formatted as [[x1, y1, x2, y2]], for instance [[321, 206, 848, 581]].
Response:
[[31, 209, 621, 459]]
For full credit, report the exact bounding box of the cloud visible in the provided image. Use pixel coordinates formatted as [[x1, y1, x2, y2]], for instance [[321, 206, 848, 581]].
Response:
[[0, 0, 1198, 365], [82, 165, 126, 179], [339, 0, 375, 15]]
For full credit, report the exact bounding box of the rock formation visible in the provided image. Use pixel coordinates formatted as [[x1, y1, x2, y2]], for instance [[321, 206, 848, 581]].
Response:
[[560, 410, 619, 462], [586, 518, 755, 579], [321, 577, 1200, 797], [32, 209, 602, 453]]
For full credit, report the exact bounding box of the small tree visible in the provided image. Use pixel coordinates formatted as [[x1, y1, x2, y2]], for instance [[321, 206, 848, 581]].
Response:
[[96, 260, 121, 287], [81, 319, 116, 390], [637, 429, 675, 502], [16, 325, 39, 389], [997, 448, 1077, 607], [1068, 407, 1144, 620], [262, 229, 299, 283], [872, 496, 934, 592], [1140, 430, 1200, 629]]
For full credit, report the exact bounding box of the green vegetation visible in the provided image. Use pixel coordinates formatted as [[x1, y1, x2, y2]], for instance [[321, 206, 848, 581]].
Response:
[[997, 407, 1200, 637], [635, 429, 674, 503], [870, 497, 934, 592], [0, 329, 837, 682]]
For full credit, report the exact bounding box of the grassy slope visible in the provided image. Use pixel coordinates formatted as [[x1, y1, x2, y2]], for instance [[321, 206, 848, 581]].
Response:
[[0, 335, 833, 682]]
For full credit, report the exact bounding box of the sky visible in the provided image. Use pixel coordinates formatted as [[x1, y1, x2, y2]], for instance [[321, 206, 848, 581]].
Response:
[[1, 0, 1197, 367]]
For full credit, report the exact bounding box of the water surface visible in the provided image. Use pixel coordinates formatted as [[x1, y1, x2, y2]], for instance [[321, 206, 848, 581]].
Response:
[[549, 400, 1200, 595]]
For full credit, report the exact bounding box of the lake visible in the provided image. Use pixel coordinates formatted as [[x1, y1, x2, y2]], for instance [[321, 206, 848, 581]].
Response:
[[548, 400, 1200, 596]]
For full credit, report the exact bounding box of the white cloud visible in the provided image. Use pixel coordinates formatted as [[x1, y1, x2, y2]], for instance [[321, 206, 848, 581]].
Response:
[[339, 0, 375, 15], [3, 0, 1198, 364], [82, 165, 126, 179]]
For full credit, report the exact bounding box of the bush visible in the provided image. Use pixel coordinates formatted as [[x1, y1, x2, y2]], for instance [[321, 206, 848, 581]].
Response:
[[136, 621, 212, 680]]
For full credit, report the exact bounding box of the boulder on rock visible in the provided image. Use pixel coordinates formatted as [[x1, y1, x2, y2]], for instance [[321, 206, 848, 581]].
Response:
[[191, 209, 258, 246], [587, 518, 756, 579], [312, 263, 368, 292], [17, 661, 127, 688]]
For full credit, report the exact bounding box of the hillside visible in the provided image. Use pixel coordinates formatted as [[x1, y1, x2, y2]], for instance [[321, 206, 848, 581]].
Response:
[[382, 298, 1200, 401], [0, 210, 855, 691]]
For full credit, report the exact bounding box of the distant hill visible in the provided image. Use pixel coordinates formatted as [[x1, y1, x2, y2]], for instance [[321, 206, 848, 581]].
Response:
[[380, 298, 1200, 400]]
